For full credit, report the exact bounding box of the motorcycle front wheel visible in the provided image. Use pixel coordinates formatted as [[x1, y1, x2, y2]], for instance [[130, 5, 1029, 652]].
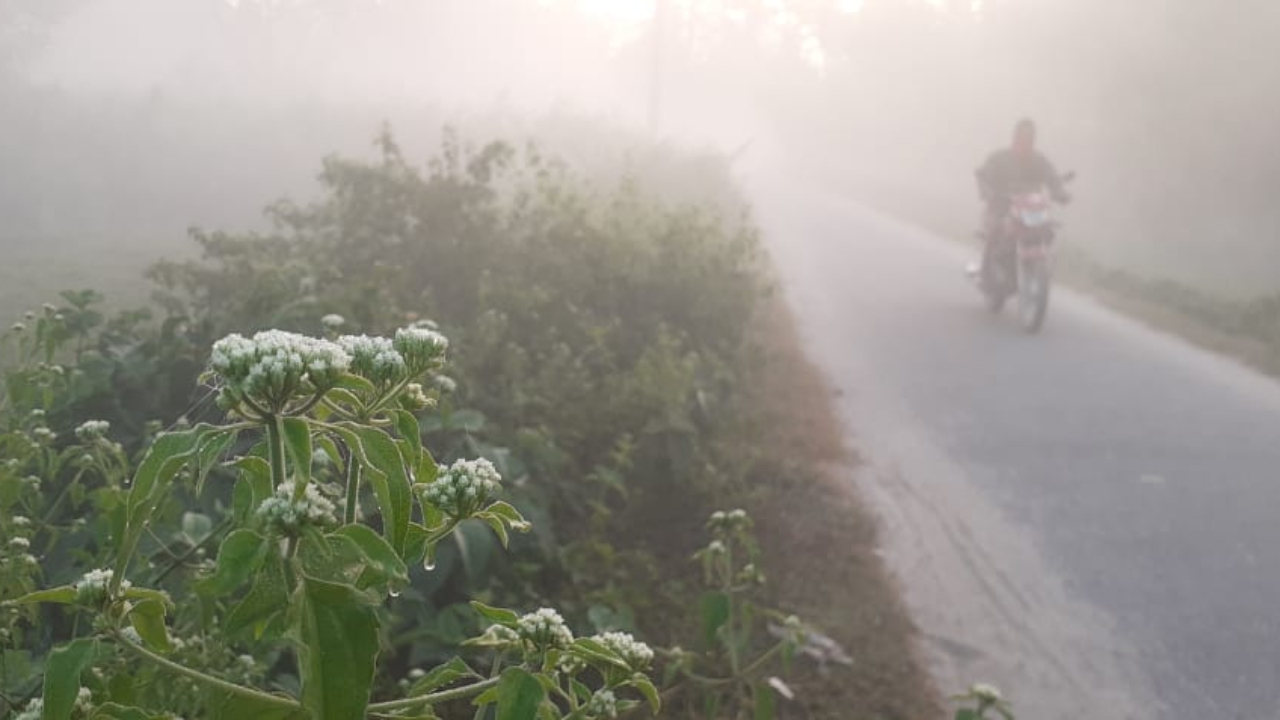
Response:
[[1018, 259, 1051, 333]]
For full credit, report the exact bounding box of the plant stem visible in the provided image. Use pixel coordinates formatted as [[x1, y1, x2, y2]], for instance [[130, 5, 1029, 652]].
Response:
[[110, 630, 301, 711], [367, 675, 501, 713], [266, 414, 287, 490], [343, 455, 361, 524]]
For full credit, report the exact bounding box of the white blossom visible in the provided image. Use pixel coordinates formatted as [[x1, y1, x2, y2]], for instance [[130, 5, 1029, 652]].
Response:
[[256, 481, 338, 534], [594, 631, 654, 670], [8, 537, 30, 550], [15, 697, 42, 720], [421, 458, 501, 518], [393, 326, 448, 371], [75, 419, 111, 442], [75, 568, 128, 605], [585, 689, 619, 718], [516, 608, 573, 649], [338, 335, 407, 387], [321, 314, 345, 329], [210, 330, 350, 412]]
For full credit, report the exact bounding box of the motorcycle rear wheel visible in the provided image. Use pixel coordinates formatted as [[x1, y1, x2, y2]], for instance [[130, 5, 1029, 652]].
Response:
[[1018, 261, 1051, 333]]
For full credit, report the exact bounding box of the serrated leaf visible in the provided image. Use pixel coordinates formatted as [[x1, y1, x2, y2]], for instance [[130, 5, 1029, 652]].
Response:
[[227, 555, 288, 638], [192, 429, 238, 496], [408, 657, 478, 696], [197, 529, 269, 597], [479, 513, 510, 547], [631, 675, 661, 714], [392, 410, 422, 469], [335, 424, 412, 554], [293, 576, 381, 720], [316, 434, 345, 475], [700, 591, 730, 647], [281, 418, 312, 487], [129, 599, 171, 652], [336, 524, 408, 591], [115, 426, 212, 584], [567, 638, 631, 672], [482, 501, 531, 531], [11, 585, 77, 605], [43, 638, 98, 720], [470, 601, 519, 627], [493, 667, 545, 720]]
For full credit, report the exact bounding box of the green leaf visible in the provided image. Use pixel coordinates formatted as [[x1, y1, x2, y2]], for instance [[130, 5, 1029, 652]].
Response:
[[335, 374, 377, 394], [700, 591, 731, 647], [204, 690, 308, 720], [470, 601, 519, 627], [335, 524, 408, 591], [408, 657, 478, 696], [392, 410, 422, 469], [90, 702, 169, 719], [478, 513, 510, 548], [316, 434, 346, 475], [416, 447, 439, 485], [43, 638, 98, 720], [753, 682, 775, 720], [492, 667, 545, 720], [482, 501, 530, 530], [631, 675, 661, 714], [293, 576, 381, 720], [227, 555, 289, 638], [281, 417, 312, 487], [197, 529, 269, 597], [11, 585, 76, 605], [193, 429, 238, 496], [954, 710, 981, 720], [116, 426, 212, 583], [336, 423, 412, 554], [572, 637, 630, 667], [129, 599, 171, 652]]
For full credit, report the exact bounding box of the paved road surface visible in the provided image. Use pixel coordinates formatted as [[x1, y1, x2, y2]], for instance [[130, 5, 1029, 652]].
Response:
[[750, 177, 1280, 720]]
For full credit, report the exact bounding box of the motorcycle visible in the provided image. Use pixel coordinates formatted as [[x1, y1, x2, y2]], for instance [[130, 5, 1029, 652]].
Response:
[[971, 172, 1075, 333]]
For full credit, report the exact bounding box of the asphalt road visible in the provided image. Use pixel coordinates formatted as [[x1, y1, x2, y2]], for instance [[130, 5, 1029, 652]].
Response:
[[751, 178, 1280, 720]]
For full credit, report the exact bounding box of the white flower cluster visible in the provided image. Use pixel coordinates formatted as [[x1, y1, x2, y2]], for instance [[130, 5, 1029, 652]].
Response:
[[339, 335, 408, 387], [594, 631, 654, 670], [516, 608, 574, 650], [400, 382, 431, 410], [394, 326, 449, 371], [321, 314, 345, 329], [12, 515, 31, 528], [8, 537, 30, 551], [708, 508, 751, 534], [256, 481, 337, 534], [75, 419, 111, 442], [585, 689, 619, 718], [75, 567, 128, 605], [31, 427, 56, 444], [210, 330, 350, 412], [14, 698, 42, 720], [421, 458, 501, 518]]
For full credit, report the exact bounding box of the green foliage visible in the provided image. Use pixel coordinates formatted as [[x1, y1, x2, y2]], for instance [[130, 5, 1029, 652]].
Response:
[[0, 128, 801, 719]]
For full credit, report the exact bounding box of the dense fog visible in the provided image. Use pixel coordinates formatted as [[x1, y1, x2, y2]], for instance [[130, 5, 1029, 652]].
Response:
[[2, 0, 1278, 296]]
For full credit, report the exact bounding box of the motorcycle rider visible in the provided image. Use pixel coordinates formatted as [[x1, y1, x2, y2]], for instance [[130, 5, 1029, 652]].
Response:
[[971, 119, 1070, 279]]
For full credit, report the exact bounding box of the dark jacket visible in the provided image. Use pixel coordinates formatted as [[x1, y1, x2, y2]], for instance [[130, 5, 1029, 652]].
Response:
[[976, 148, 1067, 206]]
